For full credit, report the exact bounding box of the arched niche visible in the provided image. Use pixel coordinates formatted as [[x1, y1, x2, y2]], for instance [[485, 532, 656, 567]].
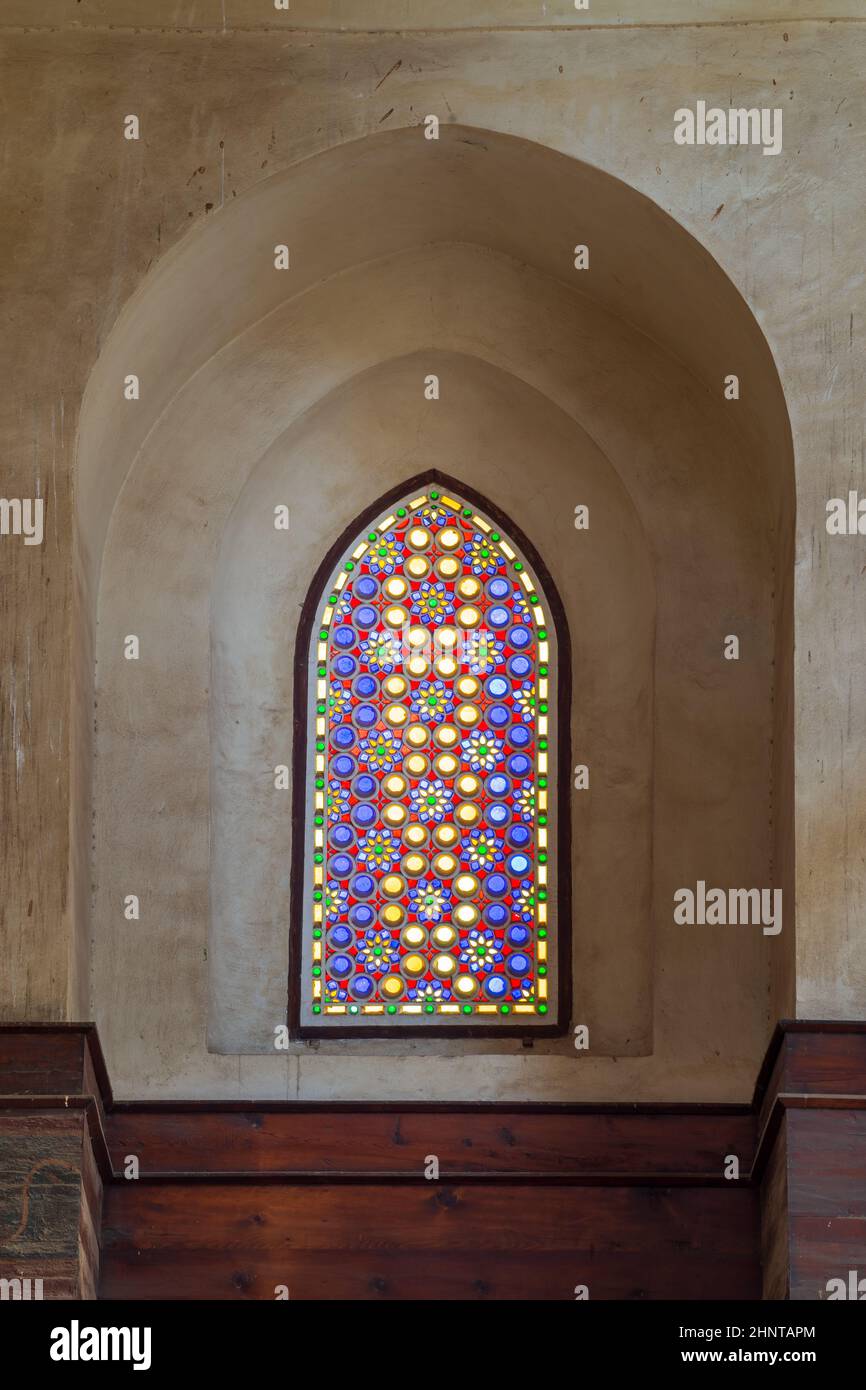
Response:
[[76, 125, 794, 1100]]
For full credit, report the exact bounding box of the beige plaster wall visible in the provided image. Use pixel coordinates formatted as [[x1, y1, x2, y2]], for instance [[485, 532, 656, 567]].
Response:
[[5, 9, 862, 1098]]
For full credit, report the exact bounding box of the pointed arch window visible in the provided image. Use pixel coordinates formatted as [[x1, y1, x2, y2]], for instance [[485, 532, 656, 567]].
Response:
[[291, 476, 569, 1036]]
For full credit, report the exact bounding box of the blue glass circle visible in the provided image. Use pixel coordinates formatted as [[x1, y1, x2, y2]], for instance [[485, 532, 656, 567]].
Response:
[[483, 974, 509, 999], [333, 655, 357, 679], [330, 824, 354, 850], [487, 605, 510, 630], [509, 626, 532, 650], [507, 923, 531, 947], [486, 803, 511, 829], [508, 824, 531, 849], [332, 754, 356, 779], [350, 903, 376, 929], [484, 872, 509, 899], [507, 654, 532, 679], [350, 974, 374, 999], [354, 675, 377, 699], [486, 704, 511, 730], [330, 954, 353, 978], [328, 925, 352, 948], [354, 704, 378, 729], [508, 952, 532, 976], [508, 725, 532, 749], [486, 577, 510, 601], [507, 752, 532, 777], [353, 575, 378, 600], [351, 803, 377, 829], [352, 774, 377, 799], [331, 854, 353, 878], [507, 852, 531, 876], [485, 675, 510, 701], [353, 605, 378, 630], [332, 725, 356, 750], [350, 872, 375, 898], [485, 903, 510, 928], [333, 626, 355, 649], [486, 772, 510, 799]]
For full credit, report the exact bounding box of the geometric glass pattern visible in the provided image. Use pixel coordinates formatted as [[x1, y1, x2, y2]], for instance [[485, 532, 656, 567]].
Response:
[[299, 482, 557, 1030]]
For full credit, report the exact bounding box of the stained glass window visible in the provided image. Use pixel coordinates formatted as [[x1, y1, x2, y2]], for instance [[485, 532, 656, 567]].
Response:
[[297, 482, 560, 1033]]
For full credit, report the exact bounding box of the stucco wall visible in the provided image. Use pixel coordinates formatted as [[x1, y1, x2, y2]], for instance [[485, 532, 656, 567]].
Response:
[[2, 8, 861, 1100]]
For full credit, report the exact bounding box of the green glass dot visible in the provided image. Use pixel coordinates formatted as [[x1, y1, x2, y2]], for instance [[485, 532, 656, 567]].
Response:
[[539, 965, 547, 977], [530, 594, 539, 605], [378, 546, 387, 556], [462, 508, 472, 518], [538, 629, 548, 640], [477, 845, 488, 857], [462, 1004, 473, 1015], [427, 695, 438, 708], [539, 889, 548, 902], [539, 852, 547, 864], [368, 532, 377, 542], [430, 490, 440, 501], [315, 778, 324, 789], [427, 794, 437, 806], [538, 1003, 548, 1015], [349, 1004, 359, 1015], [500, 1004, 510, 1014], [539, 665, 548, 676], [314, 815, 324, 827], [314, 852, 323, 864], [313, 890, 323, 902], [514, 561, 523, 572], [425, 1003, 435, 1014], [313, 928, 322, 939], [374, 946, 383, 956], [428, 596, 438, 608], [539, 814, 547, 827], [317, 702, 326, 714], [397, 507, 407, 517], [387, 1004, 398, 1015], [491, 532, 500, 542], [539, 777, 548, 789], [313, 1005, 321, 1015], [539, 740, 548, 751], [328, 594, 338, 606], [345, 561, 354, 572], [481, 548, 490, 558], [477, 949, 486, 960], [319, 629, 328, 641], [318, 666, 326, 677], [538, 928, 547, 940], [312, 966, 321, 978]]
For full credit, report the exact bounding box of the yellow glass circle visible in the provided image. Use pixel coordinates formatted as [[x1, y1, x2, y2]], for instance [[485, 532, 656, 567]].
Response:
[[433, 724, 459, 749], [401, 925, 428, 950], [455, 802, 481, 828], [402, 952, 427, 977], [431, 924, 457, 949], [457, 575, 483, 601], [433, 751, 459, 778], [438, 527, 462, 553], [433, 823, 460, 849], [384, 674, 409, 699], [455, 703, 481, 729], [407, 526, 432, 553], [381, 975, 404, 998], [435, 626, 459, 650], [456, 675, 481, 700], [384, 605, 409, 629], [434, 655, 459, 680], [407, 655, 430, 679], [454, 974, 478, 997], [403, 823, 428, 848], [454, 873, 480, 899], [435, 555, 461, 581], [456, 773, 481, 798], [384, 703, 409, 728], [456, 605, 481, 630], [383, 803, 408, 830], [405, 555, 430, 580], [402, 852, 428, 878], [454, 902, 480, 928], [380, 903, 405, 927], [383, 575, 409, 601], [404, 753, 430, 778], [381, 874, 405, 898], [407, 626, 429, 649], [432, 953, 457, 979], [406, 724, 430, 749], [432, 852, 458, 877], [383, 772, 408, 798]]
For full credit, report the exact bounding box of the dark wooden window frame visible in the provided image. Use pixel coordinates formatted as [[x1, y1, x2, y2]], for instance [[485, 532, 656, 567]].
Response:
[[288, 469, 572, 1039]]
